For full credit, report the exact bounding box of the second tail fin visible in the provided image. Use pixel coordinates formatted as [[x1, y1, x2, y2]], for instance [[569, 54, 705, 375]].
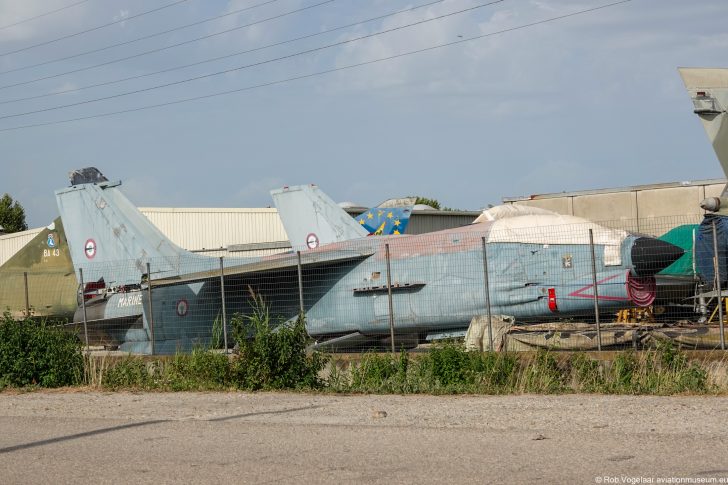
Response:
[[271, 185, 368, 249]]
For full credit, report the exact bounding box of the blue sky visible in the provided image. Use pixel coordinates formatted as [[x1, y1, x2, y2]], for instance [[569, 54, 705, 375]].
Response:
[[0, 0, 726, 227]]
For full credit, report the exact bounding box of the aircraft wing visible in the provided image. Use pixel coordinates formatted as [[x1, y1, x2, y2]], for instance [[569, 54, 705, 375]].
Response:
[[150, 248, 374, 288]]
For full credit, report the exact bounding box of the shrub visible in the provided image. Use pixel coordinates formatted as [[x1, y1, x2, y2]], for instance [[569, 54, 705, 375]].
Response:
[[0, 314, 83, 388], [231, 297, 327, 390]]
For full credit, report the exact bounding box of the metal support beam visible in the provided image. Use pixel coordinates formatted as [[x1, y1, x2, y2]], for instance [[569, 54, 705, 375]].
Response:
[[219, 257, 228, 353], [385, 243, 395, 354], [712, 221, 726, 350], [296, 251, 305, 316], [78, 268, 89, 351], [589, 229, 603, 352], [146, 262, 155, 355], [481, 237, 493, 351], [23, 271, 29, 318]]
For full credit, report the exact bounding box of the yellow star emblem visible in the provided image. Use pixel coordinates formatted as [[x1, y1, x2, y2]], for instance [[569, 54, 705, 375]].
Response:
[[387, 212, 393, 219], [393, 219, 400, 226], [377, 210, 384, 218], [393, 230, 400, 235], [367, 212, 373, 220], [358, 218, 365, 225]]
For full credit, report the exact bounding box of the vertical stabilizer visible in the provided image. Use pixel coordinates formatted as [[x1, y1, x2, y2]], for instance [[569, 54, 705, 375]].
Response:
[[55, 167, 195, 285], [271, 185, 368, 249], [0, 217, 77, 319], [679, 68, 728, 193]]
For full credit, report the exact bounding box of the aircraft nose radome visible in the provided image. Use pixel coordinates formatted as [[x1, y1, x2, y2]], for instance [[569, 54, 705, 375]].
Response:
[[630, 237, 684, 276]]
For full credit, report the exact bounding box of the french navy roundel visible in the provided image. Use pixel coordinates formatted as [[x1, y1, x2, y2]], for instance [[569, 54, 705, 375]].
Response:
[[306, 233, 319, 249], [84, 239, 97, 259], [176, 299, 189, 317]]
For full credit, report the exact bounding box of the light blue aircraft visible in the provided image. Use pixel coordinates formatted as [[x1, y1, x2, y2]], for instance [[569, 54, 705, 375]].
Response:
[[56, 169, 682, 353]]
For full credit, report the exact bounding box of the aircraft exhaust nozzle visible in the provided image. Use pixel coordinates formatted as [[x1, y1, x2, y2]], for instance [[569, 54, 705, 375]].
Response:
[[630, 237, 684, 277]]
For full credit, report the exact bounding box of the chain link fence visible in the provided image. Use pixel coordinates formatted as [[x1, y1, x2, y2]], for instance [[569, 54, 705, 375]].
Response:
[[6, 214, 728, 353]]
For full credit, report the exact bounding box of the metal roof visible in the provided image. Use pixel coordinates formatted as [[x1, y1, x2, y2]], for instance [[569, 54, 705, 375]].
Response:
[[502, 178, 727, 202]]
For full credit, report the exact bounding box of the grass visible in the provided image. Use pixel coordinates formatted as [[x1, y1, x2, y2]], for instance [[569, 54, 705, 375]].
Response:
[[0, 307, 723, 395], [327, 342, 713, 395]]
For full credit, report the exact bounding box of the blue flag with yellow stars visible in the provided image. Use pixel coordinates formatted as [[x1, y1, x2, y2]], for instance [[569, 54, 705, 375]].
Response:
[[356, 207, 412, 235]]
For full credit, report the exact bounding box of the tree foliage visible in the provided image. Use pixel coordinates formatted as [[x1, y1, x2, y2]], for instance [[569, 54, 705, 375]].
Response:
[[0, 194, 28, 233], [408, 196, 457, 211]]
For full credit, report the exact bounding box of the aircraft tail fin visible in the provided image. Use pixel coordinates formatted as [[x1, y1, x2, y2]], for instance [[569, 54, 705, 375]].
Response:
[[271, 185, 368, 249], [679, 68, 728, 190], [55, 167, 193, 285], [355, 206, 413, 235]]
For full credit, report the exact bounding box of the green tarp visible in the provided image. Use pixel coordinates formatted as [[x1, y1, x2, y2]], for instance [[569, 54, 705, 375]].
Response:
[[658, 224, 698, 277]]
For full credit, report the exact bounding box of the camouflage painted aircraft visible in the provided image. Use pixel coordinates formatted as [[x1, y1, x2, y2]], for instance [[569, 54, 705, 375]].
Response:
[[0, 218, 77, 320], [56, 168, 682, 353]]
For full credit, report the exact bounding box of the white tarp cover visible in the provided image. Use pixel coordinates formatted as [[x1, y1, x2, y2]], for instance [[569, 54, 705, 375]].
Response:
[[474, 205, 628, 266]]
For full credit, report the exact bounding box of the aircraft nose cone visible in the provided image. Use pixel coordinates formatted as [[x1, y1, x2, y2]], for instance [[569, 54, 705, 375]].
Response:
[[630, 237, 684, 276]]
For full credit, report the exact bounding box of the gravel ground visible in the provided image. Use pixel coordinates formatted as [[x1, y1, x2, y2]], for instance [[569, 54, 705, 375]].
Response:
[[1, 391, 727, 484]]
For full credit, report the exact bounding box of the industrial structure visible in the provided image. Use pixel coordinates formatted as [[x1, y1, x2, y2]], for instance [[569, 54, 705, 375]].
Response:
[[503, 179, 725, 236]]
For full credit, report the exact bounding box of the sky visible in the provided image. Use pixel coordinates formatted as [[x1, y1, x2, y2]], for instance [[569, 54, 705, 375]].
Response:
[[0, 0, 726, 227]]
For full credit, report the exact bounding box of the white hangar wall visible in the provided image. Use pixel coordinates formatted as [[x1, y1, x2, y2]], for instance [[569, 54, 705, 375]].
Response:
[[0, 227, 44, 266], [503, 179, 726, 236], [138, 207, 289, 257]]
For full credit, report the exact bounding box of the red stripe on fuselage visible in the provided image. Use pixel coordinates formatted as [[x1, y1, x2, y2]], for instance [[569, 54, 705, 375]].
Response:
[[567, 274, 629, 301]]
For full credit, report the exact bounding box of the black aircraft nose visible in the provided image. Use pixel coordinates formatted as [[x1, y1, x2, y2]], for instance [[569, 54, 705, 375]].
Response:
[[630, 237, 684, 276]]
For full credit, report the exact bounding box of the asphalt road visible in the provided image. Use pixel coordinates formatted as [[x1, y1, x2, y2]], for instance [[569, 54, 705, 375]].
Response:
[[1, 392, 727, 484]]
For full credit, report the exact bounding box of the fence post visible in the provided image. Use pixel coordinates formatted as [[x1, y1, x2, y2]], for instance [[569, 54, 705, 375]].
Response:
[[296, 251, 304, 316], [588, 229, 602, 352], [481, 237, 494, 351], [219, 257, 228, 353], [712, 221, 726, 350], [146, 262, 155, 355], [385, 243, 396, 354], [23, 271, 29, 318], [78, 268, 89, 351]]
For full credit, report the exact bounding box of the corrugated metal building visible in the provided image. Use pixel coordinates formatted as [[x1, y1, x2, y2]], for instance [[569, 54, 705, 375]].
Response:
[[140, 207, 288, 257], [503, 179, 726, 236], [0, 207, 481, 266], [0, 227, 44, 265]]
